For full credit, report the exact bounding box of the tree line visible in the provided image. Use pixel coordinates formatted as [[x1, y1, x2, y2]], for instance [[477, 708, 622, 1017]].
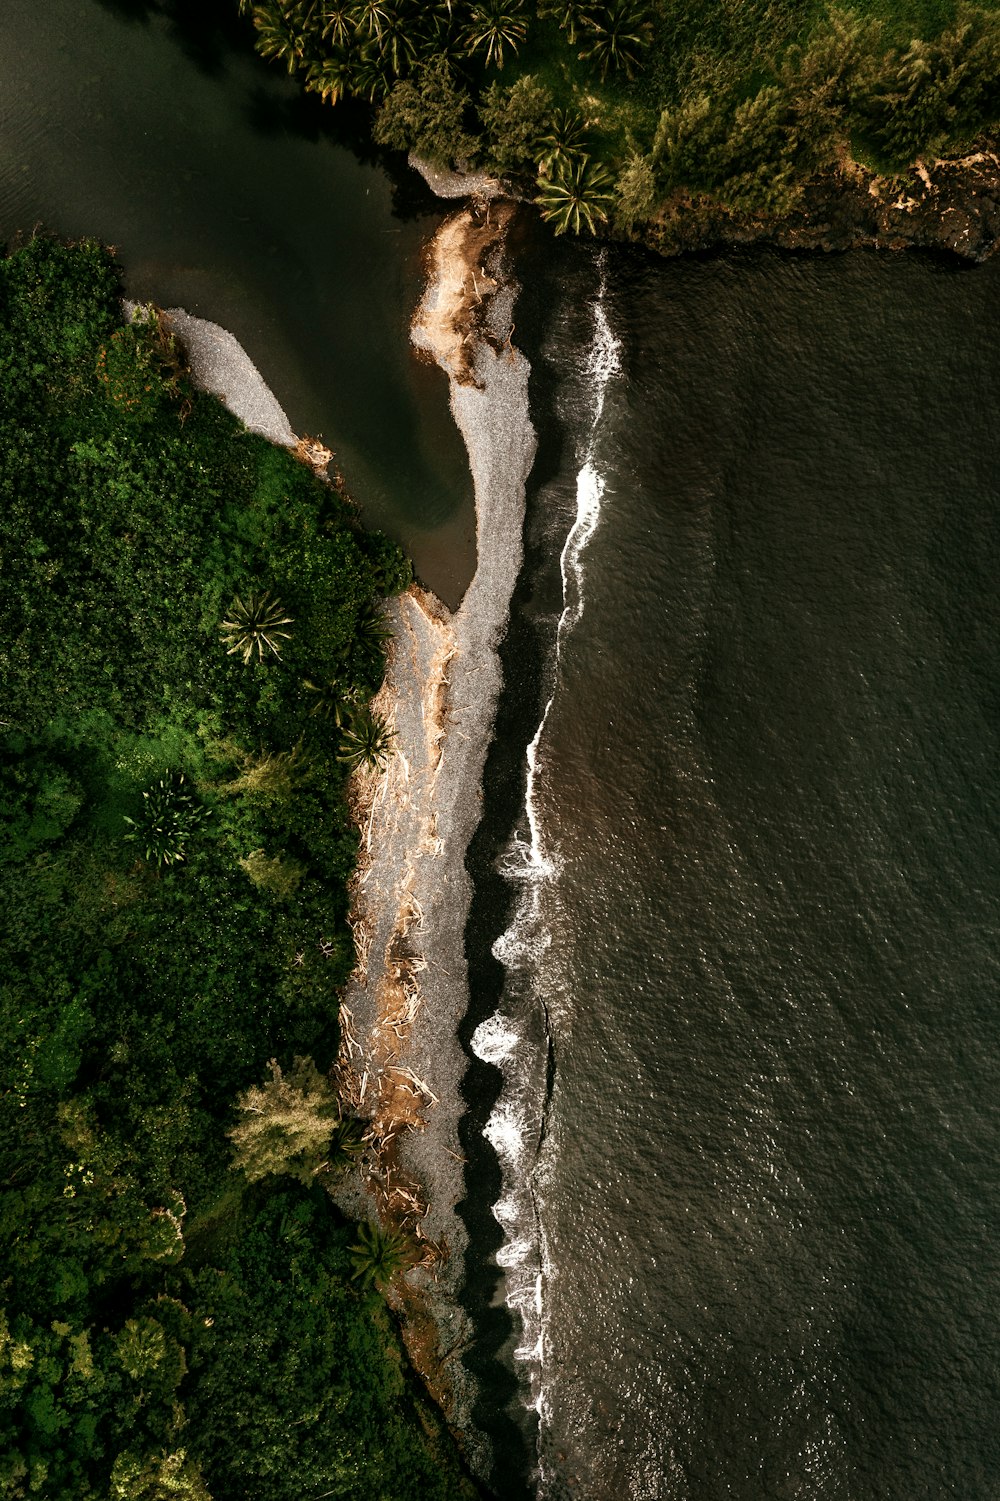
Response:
[[237, 0, 1000, 233]]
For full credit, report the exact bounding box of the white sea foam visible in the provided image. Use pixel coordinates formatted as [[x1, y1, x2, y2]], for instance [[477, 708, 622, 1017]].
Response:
[[492, 1195, 521, 1227], [470, 1013, 520, 1065], [483, 263, 623, 1472], [483, 1104, 530, 1164]]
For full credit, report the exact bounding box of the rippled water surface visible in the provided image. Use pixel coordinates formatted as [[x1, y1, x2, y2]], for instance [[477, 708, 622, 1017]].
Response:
[[476, 244, 1000, 1499]]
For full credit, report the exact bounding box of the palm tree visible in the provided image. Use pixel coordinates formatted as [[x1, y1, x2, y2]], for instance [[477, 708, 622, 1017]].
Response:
[[577, 0, 650, 82], [356, 602, 394, 650], [337, 707, 396, 772], [536, 107, 588, 174], [220, 591, 294, 663], [413, 1, 466, 60], [319, 0, 354, 46], [302, 676, 356, 724], [464, 0, 528, 69], [305, 51, 355, 104], [352, 43, 395, 100], [252, 1, 314, 72], [535, 156, 615, 234], [374, 7, 419, 75], [352, 0, 390, 41], [350, 1220, 414, 1289], [325, 1115, 368, 1172], [540, 0, 589, 45]]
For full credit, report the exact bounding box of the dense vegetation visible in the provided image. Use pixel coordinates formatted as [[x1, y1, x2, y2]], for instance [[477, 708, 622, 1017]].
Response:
[[240, 0, 1000, 232], [0, 236, 477, 1500]]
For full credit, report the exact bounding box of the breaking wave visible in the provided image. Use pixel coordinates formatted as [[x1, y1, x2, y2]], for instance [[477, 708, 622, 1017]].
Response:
[[471, 266, 623, 1470]]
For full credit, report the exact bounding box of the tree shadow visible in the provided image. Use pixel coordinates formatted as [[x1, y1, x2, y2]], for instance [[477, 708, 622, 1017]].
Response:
[[91, 0, 159, 22], [91, 0, 453, 216], [91, 0, 255, 76], [162, 0, 257, 77]]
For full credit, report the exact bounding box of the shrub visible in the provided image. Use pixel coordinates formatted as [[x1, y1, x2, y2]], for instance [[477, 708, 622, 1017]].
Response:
[[123, 773, 210, 867]]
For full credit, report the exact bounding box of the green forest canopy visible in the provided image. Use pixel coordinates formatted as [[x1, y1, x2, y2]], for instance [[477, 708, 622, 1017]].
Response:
[[240, 0, 1000, 229], [0, 236, 476, 1500]]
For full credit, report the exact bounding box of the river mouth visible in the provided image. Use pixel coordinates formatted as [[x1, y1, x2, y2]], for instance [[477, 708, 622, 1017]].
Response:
[[0, 0, 475, 605]]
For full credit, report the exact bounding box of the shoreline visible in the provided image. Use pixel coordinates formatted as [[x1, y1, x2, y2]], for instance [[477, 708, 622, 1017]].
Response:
[[335, 197, 536, 1473], [151, 251, 531, 1477], [630, 148, 1000, 263], [410, 137, 1000, 267], [131, 301, 339, 481]]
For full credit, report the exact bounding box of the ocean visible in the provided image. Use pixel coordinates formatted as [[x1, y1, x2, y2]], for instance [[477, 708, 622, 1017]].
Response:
[[466, 239, 1000, 1498]]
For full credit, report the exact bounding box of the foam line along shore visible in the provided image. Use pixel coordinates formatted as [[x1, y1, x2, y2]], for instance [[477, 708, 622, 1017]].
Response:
[[481, 269, 623, 1491]]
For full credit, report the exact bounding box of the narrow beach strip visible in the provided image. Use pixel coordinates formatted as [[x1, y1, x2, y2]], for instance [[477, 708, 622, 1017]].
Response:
[[336, 196, 536, 1447]]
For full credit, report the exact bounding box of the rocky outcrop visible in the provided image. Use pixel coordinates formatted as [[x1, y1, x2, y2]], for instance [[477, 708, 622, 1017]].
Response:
[[641, 146, 1000, 262]]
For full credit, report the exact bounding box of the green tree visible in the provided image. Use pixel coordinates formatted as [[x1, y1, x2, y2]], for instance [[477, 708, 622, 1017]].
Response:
[[614, 150, 658, 231], [109, 1449, 212, 1501], [238, 848, 306, 899], [479, 75, 554, 173], [374, 55, 480, 164], [113, 1318, 168, 1382], [228, 1056, 340, 1184], [866, 7, 1000, 166]]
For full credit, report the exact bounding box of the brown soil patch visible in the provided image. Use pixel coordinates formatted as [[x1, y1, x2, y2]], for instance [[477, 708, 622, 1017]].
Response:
[[412, 199, 517, 386]]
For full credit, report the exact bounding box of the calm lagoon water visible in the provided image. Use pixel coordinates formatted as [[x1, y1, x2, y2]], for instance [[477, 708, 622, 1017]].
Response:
[[0, 0, 474, 602]]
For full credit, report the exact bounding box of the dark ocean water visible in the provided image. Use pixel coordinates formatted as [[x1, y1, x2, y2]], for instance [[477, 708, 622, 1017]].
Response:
[[473, 243, 1000, 1499]]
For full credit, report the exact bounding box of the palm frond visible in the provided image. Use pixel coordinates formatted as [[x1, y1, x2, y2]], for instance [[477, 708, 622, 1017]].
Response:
[[220, 591, 294, 664]]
